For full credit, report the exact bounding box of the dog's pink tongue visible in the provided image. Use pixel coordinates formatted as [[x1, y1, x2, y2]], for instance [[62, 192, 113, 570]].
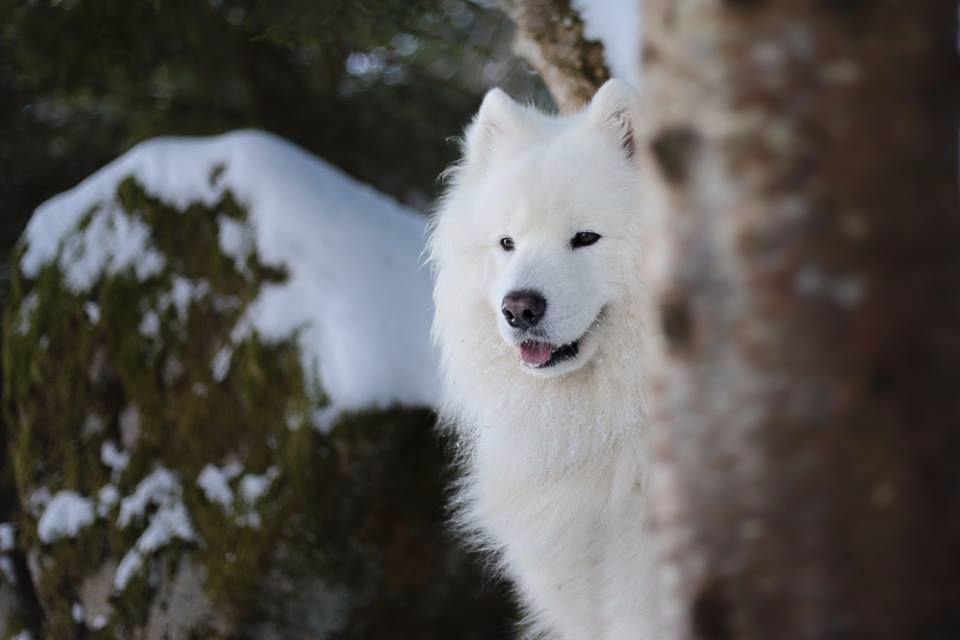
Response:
[[520, 342, 554, 366]]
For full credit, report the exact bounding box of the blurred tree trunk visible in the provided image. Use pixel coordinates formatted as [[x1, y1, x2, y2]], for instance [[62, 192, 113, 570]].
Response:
[[498, 0, 608, 112], [641, 2, 960, 639]]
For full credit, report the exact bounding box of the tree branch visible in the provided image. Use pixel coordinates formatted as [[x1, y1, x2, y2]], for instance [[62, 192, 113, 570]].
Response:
[[498, 0, 609, 113]]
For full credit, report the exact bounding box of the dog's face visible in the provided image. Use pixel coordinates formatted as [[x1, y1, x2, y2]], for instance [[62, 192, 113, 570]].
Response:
[[432, 80, 641, 379], [484, 152, 634, 378]]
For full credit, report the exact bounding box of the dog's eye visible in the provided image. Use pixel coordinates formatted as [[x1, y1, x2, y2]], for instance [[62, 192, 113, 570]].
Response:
[[499, 236, 515, 252], [570, 232, 601, 249]]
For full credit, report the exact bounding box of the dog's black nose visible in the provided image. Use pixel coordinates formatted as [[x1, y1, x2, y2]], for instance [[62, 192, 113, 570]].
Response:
[[501, 290, 547, 329]]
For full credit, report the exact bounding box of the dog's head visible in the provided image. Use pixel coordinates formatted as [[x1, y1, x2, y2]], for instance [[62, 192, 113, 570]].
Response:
[[431, 79, 642, 380]]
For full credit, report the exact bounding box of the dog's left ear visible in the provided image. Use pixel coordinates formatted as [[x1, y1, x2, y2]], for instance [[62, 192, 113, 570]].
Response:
[[587, 79, 640, 162]]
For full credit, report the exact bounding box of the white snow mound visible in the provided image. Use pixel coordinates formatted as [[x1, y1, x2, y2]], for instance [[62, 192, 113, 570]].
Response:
[[21, 130, 438, 414]]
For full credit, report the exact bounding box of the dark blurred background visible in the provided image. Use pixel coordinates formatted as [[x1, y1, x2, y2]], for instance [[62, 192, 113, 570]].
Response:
[[0, 0, 550, 307]]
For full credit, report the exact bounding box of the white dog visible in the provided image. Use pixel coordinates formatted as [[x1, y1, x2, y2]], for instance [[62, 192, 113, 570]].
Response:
[[429, 79, 660, 639]]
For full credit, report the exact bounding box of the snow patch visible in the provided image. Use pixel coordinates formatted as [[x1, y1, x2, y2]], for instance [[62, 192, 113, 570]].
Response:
[[139, 310, 160, 337], [211, 346, 233, 383], [100, 440, 130, 481], [114, 501, 195, 591], [37, 491, 95, 543], [0, 557, 16, 584], [118, 468, 179, 527], [43, 205, 166, 292], [163, 276, 210, 318], [21, 130, 438, 414], [234, 467, 280, 528], [97, 484, 120, 518], [573, 0, 642, 85], [0, 524, 17, 584], [119, 404, 141, 449], [27, 488, 52, 517], [239, 467, 279, 505], [82, 414, 105, 438], [114, 469, 196, 591], [218, 216, 254, 273], [0, 523, 16, 552], [15, 293, 38, 336], [197, 463, 240, 510], [91, 614, 108, 630], [84, 301, 101, 324]]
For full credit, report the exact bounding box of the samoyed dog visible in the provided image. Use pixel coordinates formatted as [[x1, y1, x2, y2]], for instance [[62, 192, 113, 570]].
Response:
[[429, 79, 659, 639]]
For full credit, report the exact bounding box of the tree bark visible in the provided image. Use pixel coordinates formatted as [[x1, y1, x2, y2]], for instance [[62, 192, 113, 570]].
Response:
[[641, 2, 960, 639], [498, 0, 609, 112]]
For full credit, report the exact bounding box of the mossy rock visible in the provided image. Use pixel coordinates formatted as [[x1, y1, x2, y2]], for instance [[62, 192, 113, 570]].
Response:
[[3, 176, 513, 639]]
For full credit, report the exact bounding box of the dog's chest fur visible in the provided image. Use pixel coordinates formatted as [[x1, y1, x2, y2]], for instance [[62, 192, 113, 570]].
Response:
[[469, 431, 658, 640]]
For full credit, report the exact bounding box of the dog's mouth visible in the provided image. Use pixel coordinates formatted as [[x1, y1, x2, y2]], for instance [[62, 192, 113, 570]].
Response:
[[510, 307, 605, 371], [519, 340, 580, 368]]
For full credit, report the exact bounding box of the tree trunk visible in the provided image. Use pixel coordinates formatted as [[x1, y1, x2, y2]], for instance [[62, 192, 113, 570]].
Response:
[[498, 0, 609, 112], [641, 2, 960, 639]]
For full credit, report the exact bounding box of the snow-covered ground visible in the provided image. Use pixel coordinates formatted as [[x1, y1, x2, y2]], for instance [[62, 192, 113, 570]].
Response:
[[21, 130, 439, 415]]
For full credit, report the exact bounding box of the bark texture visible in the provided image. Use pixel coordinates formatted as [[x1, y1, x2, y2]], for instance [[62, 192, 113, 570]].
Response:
[[641, 2, 960, 639], [498, 0, 609, 112]]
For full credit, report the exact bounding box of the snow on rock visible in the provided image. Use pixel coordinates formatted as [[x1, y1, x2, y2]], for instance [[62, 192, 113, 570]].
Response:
[[0, 557, 16, 584], [84, 301, 101, 324], [119, 404, 141, 449], [0, 523, 17, 584], [114, 468, 197, 591], [100, 440, 130, 479], [37, 491, 95, 543], [55, 204, 166, 292], [218, 216, 255, 273], [22, 130, 438, 415], [82, 414, 105, 438], [117, 468, 180, 527], [15, 293, 38, 336], [139, 310, 160, 338], [97, 485, 120, 518], [197, 463, 239, 510], [0, 524, 15, 552], [235, 467, 280, 528], [114, 502, 195, 592], [239, 467, 279, 505], [572, 0, 642, 86], [197, 463, 275, 528], [27, 488, 51, 517], [163, 276, 211, 318], [211, 346, 233, 383]]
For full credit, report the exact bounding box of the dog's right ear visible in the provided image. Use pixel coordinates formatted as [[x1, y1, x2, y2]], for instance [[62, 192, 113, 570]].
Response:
[[463, 88, 528, 168], [587, 79, 640, 163]]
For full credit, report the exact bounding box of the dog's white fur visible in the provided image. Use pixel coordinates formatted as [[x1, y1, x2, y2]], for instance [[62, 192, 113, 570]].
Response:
[[428, 80, 659, 639]]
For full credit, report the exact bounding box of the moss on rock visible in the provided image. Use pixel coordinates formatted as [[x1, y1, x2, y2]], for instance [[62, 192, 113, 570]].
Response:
[[3, 175, 513, 639]]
